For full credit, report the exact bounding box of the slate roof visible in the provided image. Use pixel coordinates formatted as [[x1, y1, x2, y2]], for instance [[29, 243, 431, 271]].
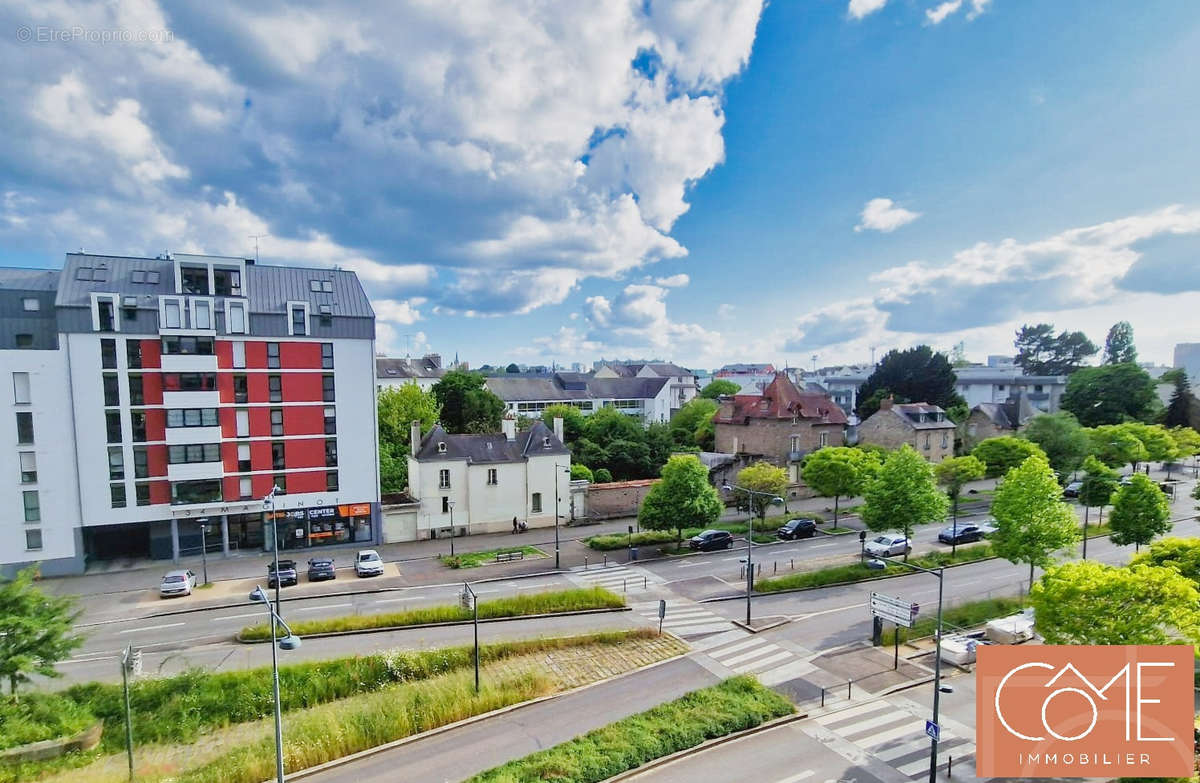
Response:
[[0, 267, 60, 291], [376, 356, 446, 381], [713, 374, 848, 425], [484, 375, 670, 403], [717, 363, 774, 375], [886, 402, 957, 430], [973, 395, 1037, 430], [413, 421, 569, 463]]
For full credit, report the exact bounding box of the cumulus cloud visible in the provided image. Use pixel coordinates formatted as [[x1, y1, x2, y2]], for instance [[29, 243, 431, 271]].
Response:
[[576, 283, 723, 359], [784, 300, 883, 352], [925, 0, 991, 24], [717, 303, 736, 319], [854, 198, 922, 233], [848, 0, 890, 20], [654, 273, 690, 287]]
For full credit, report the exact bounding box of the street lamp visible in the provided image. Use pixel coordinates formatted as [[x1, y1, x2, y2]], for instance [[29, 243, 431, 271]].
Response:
[[723, 483, 783, 626], [447, 500, 456, 558], [263, 486, 283, 616], [249, 585, 302, 783], [554, 463, 570, 570], [198, 518, 209, 586]]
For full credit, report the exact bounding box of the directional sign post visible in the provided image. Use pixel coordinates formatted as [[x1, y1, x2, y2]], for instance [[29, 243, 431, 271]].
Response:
[[870, 592, 919, 627]]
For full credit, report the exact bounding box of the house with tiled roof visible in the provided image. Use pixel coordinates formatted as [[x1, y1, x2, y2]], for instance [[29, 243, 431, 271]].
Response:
[[857, 398, 956, 462], [964, 394, 1039, 449]]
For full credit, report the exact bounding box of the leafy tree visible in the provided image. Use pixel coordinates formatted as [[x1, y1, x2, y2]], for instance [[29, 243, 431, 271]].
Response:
[[971, 436, 1045, 478], [1013, 323, 1098, 375], [1077, 455, 1119, 548], [583, 407, 644, 444], [855, 346, 963, 420], [802, 446, 880, 528], [593, 467, 613, 483], [1019, 412, 1090, 480], [694, 413, 716, 452], [1031, 561, 1200, 647], [0, 568, 84, 695], [1101, 320, 1138, 365], [604, 439, 653, 481], [1131, 537, 1200, 585], [541, 404, 586, 444], [570, 463, 594, 482], [1108, 473, 1172, 551], [1087, 423, 1149, 470], [505, 363, 520, 373], [644, 422, 675, 473], [1169, 426, 1200, 461], [734, 462, 789, 524], [432, 370, 506, 434], [989, 455, 1080, 589], [1164, 373, 1194, 429], [857, 388, 901, 420], [669, 398, 718, 449], [934, 455, 987, 550], [855, 443, 891, 461], [1123, 422, 1180, 464], [860, 445, 948, 559], [1061, 363, 1158, 426], [377, 383, 441, 493], [638, 455, 723, 545], [700, 379, 741, 399]]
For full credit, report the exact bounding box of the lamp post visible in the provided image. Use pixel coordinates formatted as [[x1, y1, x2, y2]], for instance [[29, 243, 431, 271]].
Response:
[[263, 486, 283, 616], [198, 519, 209, 586], [249, 585, 302, 783], [722, 483, 783, 626], [554, 463, 570, 570], [447, 500, 456, 558]]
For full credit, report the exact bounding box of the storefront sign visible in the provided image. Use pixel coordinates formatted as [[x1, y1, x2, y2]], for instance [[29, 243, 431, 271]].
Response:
[[307, 506, 337, 521], [339, 503, 371, 517]]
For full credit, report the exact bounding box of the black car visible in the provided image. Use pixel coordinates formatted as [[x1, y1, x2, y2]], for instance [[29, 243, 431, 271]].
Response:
[[1062, 481, 1083, 498], [688, 529, 734, 551], [776, 518, 817, 540], [267, 559, 298, 588], [306, 557, 336, 582], [937, 524, 982, 545]]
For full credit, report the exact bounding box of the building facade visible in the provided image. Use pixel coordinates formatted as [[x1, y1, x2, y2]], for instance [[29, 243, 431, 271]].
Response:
[[952, 366, 1067, 413], [857, 399, 956, 462], [376, 354, 446, 392], [593, 362, 698, 412], [963, 395, 1038, 450], [485, 372, 675, 424], [2, 253, 380, 576]]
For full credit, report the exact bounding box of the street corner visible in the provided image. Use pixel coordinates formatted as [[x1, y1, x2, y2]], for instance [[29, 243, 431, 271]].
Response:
[[807, 641, 934, 697]]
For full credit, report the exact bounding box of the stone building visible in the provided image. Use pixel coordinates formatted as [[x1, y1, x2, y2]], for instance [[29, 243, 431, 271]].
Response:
[[963, 394, 1038, 450], [857, 398, 956, 462]]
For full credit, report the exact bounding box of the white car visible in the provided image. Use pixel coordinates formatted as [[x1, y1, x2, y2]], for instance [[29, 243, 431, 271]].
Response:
[[355, 549, 384, 577], [864, 535, 911, 558], [159, 569, 197, 597]]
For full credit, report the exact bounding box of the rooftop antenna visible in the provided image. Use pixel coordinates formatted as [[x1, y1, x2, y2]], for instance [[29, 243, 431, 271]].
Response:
[[811, 354, 818, 373], [870, 346, 877, 366], [401, 333, 414, 359], [248, 234, 266, 262]]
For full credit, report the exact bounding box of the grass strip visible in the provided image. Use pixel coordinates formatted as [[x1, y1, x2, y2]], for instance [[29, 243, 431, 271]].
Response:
[[586, 520, 780, 551], [754, 543, 994, 593], [0, 691, 96, 750], [880, 596, 1028, 645], [440, 545, 546, 569], [239, 586, 623, 640], [464, 676, 794, 783]]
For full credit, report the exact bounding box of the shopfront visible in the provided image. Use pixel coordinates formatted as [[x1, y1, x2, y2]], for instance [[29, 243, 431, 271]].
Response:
[[271, 503, 374, 551]]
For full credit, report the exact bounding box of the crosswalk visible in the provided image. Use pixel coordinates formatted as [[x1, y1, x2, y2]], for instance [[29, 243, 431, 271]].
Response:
[[629, 599, 732, 638], [813, 699, 975, 779], [693, 630, 818, 686], [569, 563, 663, 594]]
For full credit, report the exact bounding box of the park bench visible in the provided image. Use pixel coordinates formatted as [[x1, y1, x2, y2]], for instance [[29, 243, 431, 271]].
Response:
[[494, 550, 524, 563]]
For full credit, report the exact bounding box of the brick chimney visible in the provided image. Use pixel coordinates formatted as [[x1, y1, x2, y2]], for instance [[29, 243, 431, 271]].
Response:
[[879, 394, 894, 411], [501, 412, 516, 441], [410, 420, 422, 456], [553, 416, 564, 444]]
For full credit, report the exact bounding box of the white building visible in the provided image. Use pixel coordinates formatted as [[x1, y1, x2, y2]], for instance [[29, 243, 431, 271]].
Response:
[[405, 415, 570, 538], [485, 372, 677, 424], [952, 366, 1067, 413], [1174, 343, 1200, 382], [376, 354, 446, 392], [593, 362, 698, 411]]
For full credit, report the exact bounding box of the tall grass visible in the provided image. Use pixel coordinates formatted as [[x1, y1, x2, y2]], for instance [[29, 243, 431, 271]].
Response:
[[0, 692, 96, 749], [465, 676, 794, 783], [239, 586, 624, 639], [755, 543, 994, 593]]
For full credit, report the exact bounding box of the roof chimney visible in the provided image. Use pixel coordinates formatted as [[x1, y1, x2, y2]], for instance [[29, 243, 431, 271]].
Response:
[[553, 416, 564, 444], [410, 420, 422, 457], [502, 412, 516, 441], [880, 394, 894, 411]]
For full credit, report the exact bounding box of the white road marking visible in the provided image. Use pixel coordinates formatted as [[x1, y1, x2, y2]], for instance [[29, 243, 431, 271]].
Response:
[[294, 602, 352, 612], [720, 644, 783, 667], [774, 770, 814, 783], [793, 604, 860, 621], [807, 543, 837, 549], [210, 612, 264, 622], [375, 596, 422, 604], [731, 650, 792, 673], [117, 622, 184, 634], [675, 560, 712, 568]]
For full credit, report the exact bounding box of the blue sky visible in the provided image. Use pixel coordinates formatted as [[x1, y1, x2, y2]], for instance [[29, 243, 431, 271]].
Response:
[[2, 1, 1198, 369]]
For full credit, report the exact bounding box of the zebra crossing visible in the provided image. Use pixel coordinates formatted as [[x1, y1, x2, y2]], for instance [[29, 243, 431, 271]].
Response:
[[629, 599, 733, 638], [569, 563, 663, 594], [813, 699, 976, 779], [693, 630, 818, 686]]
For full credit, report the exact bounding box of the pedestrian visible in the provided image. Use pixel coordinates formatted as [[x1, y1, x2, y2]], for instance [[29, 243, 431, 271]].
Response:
[[512, 516, 518, 535]]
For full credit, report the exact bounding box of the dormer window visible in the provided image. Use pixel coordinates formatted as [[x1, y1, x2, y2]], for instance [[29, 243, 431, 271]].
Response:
[[543, 437, 551, 448], [180, 266, 209, 295], [437, 442, 446, 453]]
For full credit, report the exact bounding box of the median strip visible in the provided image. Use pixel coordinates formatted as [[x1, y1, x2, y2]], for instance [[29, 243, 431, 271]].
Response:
[[752, 543, 995, 593]]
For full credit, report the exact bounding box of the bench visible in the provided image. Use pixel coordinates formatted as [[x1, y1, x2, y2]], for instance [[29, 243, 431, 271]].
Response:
[[494, 550, 525, 563]]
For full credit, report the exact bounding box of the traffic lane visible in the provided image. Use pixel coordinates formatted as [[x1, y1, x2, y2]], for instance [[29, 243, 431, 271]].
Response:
[[621, 719, 891, 783], [53, 610, 650, 686]]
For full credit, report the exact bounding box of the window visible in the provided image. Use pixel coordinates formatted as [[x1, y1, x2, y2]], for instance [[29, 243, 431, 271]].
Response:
[[442, 496, 449, 513], [130, 410, 147, 442], [166, 408, 218, 428], [941, 432, 950, 449], [146, 270, 161, 284], [15, 334, 32, 348], [790, 436, 801, 453], [310, 279, 321, 292], [237, 443, 251, 472], [326, 439, 338, 467], [17, 412, 35, 443], [181, 266, 209, 295], [103, 373, 120, 406], [23, 490, 39, 522], [232, 341, 246, 368], [20, 452, 37, 483], [128, 375, 144, 405], [22, 297, 39, 311], [108, 447, 124, 480], [163, 298, 182, 328], [131, 270, 146, 283], [133, 446, 148, 478], [322, 375, 335, 402], [233, 375, 248, 403], [171, 479, 222, 505], [13, 372, 30, 404], [318, 304, 333, 325], [161, 336, 214, 355], [25, 529, 42, 551], [236, 409, 250, 438], [168, 444, 221, 463], [924, 434, 931, 450], [437, 442, 447, 453], [126, 340, 142, 369], [531, 492, 542, 513], [438, 468, 450, 489], [267, 342, 280, 368], [326, 471, 339, 492], [111, 483, 126, 508], [136, 483, 151, 506], [321, 343, 334, 369], [97, 297, 115, 331], [268, 375, 282, 402], [270, 408, 284, 436], [101, 338, 117, 368], [1034, 384, 1044, 392], [239, 476, 252, 499], [819, 431, 829, 448], [487, 468, 497, 485], [75, 266, 93, 281], [274, 475, 287, 494], [226, 300, 247, 334], [213, 268, 241, 296], [997, 384, 1005, 392], [193, 299, 212, 330], [272, 442, 285, 470], [105, 412, 122, 443], [324, 406, 336, 435], [162, 373, 217, 391], [290, 305, 307, 336]]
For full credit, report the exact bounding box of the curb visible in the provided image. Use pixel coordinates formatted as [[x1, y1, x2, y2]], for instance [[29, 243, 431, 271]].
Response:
[[235, 606, 633, 643], [599, 711, 809, 782]]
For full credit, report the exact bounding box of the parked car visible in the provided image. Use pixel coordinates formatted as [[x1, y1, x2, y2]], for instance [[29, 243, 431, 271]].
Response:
[[937, 524, 982, 545], [976, 518, 1000, 536], [267, 559, 298, 588], [1062, 481, 1083, 498], [159, 569, 196, 598], [864, 535, 911, 558], [307, 557, 336, 582], [355, 549, 385, 577], [688, 529, 734, 551], [776, 518, 818, 540]]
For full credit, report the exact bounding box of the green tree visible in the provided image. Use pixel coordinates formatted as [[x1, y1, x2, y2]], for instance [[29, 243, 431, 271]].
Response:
[[1013, 322, 1099, 375], [1163, 373, 1194, 429], [605, 439, 653, 481], [934, 455, 987, 551], [644, 422, 675, 474], [700, 379, 741, 399], [432, 370, 506, 434], [1077, 455, 1119, 549], [1102, 320, 1138, 365], [1169, 426, 1200, 462], [989, 455, 1080, 589], [1131, 537, 1200, 585], [638, 455, 723, 545], [0, 567, 84, 695], [541, 404, 586, 444], [1108, 473, 1172, 551], [971, 436, 1045, 478], [593, 468, 613, 483], [669, 398, 718, 449], [1123, 422, 1180, 464], [376, 383, 441, 493], [860, 445, 948, 559], [1020, 412, 1090, 480], [1087, 423, 1150, 470], [1031, 561, 1200, 646], [505, 363, 520, 373], [570, 463, 594, 482], [734, 462, 789, 525], [802, 446, 880, 529], [1061, 363, 1159, 426], [583, 407, 644, 444], [855, 346, 963, 419]]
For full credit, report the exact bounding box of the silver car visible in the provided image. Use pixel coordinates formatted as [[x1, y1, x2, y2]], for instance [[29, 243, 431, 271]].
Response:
[[355, 549, 384, 577], [864, 535, 911, 558], [159, 569, 197, 597]]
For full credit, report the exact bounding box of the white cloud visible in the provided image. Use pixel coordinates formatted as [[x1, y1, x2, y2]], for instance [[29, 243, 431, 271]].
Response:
[[966, 0, 993, 19], [848, 0, 890, 20], [655, 273, 690, 287], [925, 1, 963, 24], [717, 303, 736, 319], [854, 197, 922, 233]]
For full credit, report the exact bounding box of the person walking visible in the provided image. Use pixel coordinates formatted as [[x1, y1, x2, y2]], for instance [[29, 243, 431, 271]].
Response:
[[512, 516, 518, 535]]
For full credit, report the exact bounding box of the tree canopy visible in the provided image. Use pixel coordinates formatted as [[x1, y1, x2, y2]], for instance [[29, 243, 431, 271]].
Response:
[[570, 463, 594, 482], [1013, 322, 1098, 375], [669, 397, 718, 450], [700, 379, 741, 399], [377, 383, 441, 493], [0, 568, 83, 694], [1101, 320, 1138, 365], [734, 462, 789, 521], [1163, 373, 1194, 429], [860, 445, 948, 556], [1060, 363, 1158, 426], [570, 408, 667, 480], [855, 346, 962, 420], [971, 436, 1045, 478], [1077, 455, 1119, 510], [1020, 412, 1090, 479], [934, 455, 987, 538], [1086, 423, 1150, 469], [540, 404, 586, 444], [638, 455, 723, 543], [1108, 473, 1172, 550], [989, 455, 1079, 587], [802, 446, 881, 528], [432, 370, 507, 434], [1131, 537, 1200, 585]]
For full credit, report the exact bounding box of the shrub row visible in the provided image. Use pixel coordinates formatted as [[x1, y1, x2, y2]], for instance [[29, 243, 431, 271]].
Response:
[[754, 543, 994, 593], [0, 691, 96, 750]]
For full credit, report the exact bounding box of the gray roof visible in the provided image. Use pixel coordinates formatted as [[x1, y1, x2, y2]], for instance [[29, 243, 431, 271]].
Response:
[[377, 356, 446, 381], [485, 374, 669, 403], [973, 395, 1038, 430], [883, 403, 957, 430], [414, 421, 569, 463], [0, 267, 60, 291], [602, 361, 693, 378]]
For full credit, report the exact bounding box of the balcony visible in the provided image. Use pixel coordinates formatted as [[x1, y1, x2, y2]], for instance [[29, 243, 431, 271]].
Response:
[[167, 461, 224, 482], [163, 390, 220, 408], [166, 425, 223, 445], [161, 353, 218, 373]]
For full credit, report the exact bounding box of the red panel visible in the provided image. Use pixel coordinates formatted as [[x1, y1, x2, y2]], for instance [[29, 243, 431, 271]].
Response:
[[244, 341, 268, 369], [221, 442, 239, 473], [284, 437, 326, 470], [285, 373, 323, 403], [147, 445, 168, 478], [222, 476, 249, 500], [140, 339, 161, 369], [284, 406, 324, 436], [248, 407, 272, 438], [250, 440, 274, 471], [142, 373, 163, 405], [247, 373, 271, 403], [286, 470, 327, 494], [149, 480, 171, 505], [217, 371, 234, 404], [215, 340, 233, 369], [219, 407, 237, 438], [144, 410, 167, 443], [281, 342, 322, 369], [253, 474, 278, 497]]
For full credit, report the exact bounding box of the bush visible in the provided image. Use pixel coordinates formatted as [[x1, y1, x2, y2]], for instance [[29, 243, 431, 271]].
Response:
[[755, 544, 994, 593], [0, 692, 96, 750], [593, 468, 613, 483], [571, 464, 594, 481], [587, 531, 678, 550]]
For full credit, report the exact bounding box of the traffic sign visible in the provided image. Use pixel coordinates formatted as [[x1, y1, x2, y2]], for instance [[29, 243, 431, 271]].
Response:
[[459, 589, 475, 611], [926, 720, 940, 741], [870, 592, 919, 627]]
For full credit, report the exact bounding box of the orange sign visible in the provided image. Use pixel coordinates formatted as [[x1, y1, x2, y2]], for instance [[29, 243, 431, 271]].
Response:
[[976, 645, 1194, 778], [338, 503, 371, 517]]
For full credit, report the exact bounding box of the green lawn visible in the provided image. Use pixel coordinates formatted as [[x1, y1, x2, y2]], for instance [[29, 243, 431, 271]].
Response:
[[880, 596, 1028, 645], [754, 543, 995, 593], [440, 545, 546, 569], [0, 691, 95, 750]]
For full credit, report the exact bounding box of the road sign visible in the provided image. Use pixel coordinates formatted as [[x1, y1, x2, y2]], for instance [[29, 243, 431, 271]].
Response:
[[926, 720, 940, 741], [657, 599, 666, 620], [459, 589, 475, 611], [870, 592, 919, 627]]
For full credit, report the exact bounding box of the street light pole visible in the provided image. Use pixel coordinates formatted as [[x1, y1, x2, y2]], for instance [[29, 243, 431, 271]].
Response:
[[723, 483, 783, 627], [263, 486, 282, 617], [198, 519, 209, 586], [554, 464, 569, 570], [448, 500, 456, 558], [249, 585, 302, 783]]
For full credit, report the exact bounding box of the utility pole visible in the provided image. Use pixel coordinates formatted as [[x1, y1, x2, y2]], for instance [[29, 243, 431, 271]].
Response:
[[249, 233, 266, 261]]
